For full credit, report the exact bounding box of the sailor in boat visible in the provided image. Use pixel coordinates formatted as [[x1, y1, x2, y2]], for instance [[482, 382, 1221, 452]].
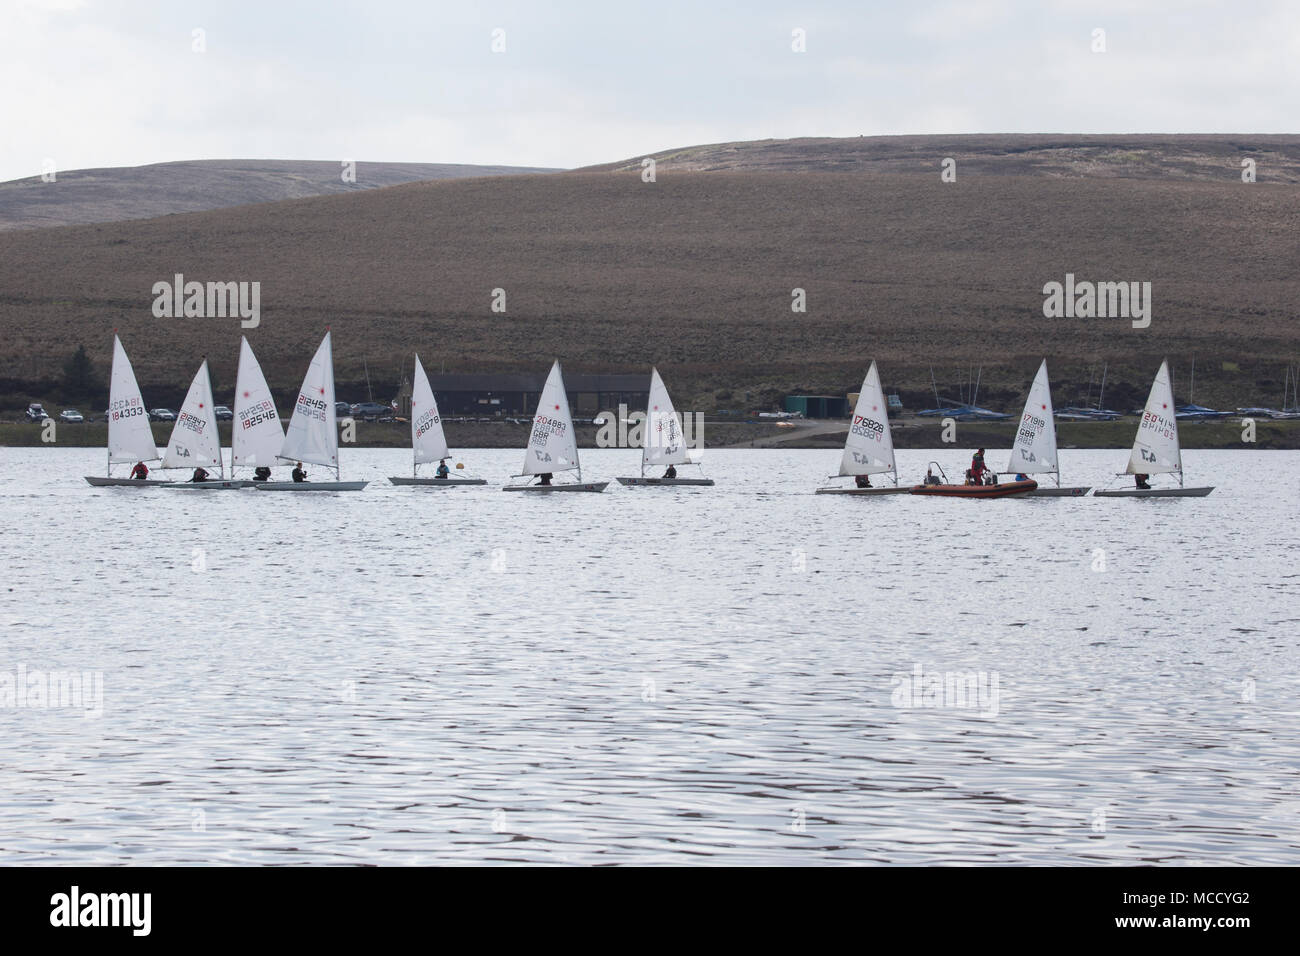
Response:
[[538, 472, 553, 486], [1134, 473, 1151, 490], [964, 469, 976, 486], [970, 449, 989, 484], [436, 460, 450, 479], [924, 468, 941, 486], [292, 462, 308, 483], [130, 461, 149, 480], [854, 474, 872, 488], [189, 467, 210, 483], [664, 464, 678, 479], [252, 466, 271, 482], [1015, 473, 1028, 482]]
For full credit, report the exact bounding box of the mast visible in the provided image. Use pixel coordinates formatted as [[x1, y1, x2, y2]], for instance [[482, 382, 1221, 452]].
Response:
[[1097, 362, 1107, 410]]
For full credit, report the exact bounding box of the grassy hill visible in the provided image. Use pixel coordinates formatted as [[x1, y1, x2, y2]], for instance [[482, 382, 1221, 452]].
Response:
[[0, 159, 560, 231], [0, 135, 1296, 416]]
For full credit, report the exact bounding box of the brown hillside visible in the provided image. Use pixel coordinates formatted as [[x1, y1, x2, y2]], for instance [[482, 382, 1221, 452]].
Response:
[[0, 159, 561, 232], [0, 136, 1297, 413], [585, 134, 1300, 182]]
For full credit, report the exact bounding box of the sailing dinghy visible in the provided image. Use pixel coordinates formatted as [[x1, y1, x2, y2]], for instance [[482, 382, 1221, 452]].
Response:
[[229, 335, 285, 486], [1004, 360, 1091, 496], [815, 361, 908, 494], [84, 335, 171, 486], [161, 358, 244, 490], [1094, 360, 1214, 497], [616, 368, 712, 486], [388, 354, 486, 486], [255, 331, 368, 491], [503, 360, 607, 492]]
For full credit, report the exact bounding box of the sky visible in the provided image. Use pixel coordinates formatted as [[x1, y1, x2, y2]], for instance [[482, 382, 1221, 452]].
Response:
[[3, 0, 1296, 182]]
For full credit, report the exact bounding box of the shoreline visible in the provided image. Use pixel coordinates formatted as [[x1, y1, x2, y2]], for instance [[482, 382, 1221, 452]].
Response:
[[3, 416, 1297, 450]]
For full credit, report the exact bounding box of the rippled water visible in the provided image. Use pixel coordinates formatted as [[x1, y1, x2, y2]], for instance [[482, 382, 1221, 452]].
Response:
[[2, 447, 1298, 864]]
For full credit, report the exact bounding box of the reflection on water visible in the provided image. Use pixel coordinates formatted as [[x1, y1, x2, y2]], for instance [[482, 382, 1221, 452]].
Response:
[[1, 447, 1297, 864]]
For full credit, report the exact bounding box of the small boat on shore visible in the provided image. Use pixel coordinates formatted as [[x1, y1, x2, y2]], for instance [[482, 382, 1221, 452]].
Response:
[[503, 360, 607, 492], [1094, 360, 1214, 497], [1005, 360, 1091, 496], [84, 334, 171, 487], [816, 361, 908, 495], [617, 368, 713, 486], [256, 331, 368, 492], [389, 354, 486, 486]]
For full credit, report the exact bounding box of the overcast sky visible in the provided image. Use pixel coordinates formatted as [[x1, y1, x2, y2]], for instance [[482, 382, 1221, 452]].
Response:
[[4, 0, 1296, 182]]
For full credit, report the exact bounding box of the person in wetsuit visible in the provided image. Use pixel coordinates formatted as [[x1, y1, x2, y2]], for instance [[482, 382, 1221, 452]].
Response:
[[538, 472, 553, 486], [1134, 473, 1151, 490], [253, 466, 271, 482], [436, 460, 450, 479], [130, 461, 149, 480], [189, 467, 209, 483], [292, 462, 307, 483], [854, 474, 872, 488], [664, 464, 677, 479], [970, 449, 989, 484]]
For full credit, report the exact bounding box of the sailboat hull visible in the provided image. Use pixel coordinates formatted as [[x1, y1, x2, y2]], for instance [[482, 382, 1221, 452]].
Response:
[[163, 480, 253, 490], [254, 481, 369, 492], [1026, 485, 1092, 497], [815, 485, 909, 495], [910, 479, 1038, 498], [503, 482, 608, 493], [1093, 486, 1214, 497], [84, 476, 173, 487], [616, 477, 714, 486], [388, 477, 488, 486]]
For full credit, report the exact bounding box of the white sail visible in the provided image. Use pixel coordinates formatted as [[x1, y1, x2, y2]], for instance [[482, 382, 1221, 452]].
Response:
[[643, 368, 689, 467], [411, 355, 450, 465], [1126, 359, 1182, 475], [838, 361, 896, 477], [522, 360, 580, 475], [279, 332, 339, 469], [1007, 359, 1058, 475], [107, 335, 160, 464], [162, 359, 223, 473], [232, 336, 284, 468]]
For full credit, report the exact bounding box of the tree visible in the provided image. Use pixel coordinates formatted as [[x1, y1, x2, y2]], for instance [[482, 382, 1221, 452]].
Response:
[[62, 344, 103, 401]]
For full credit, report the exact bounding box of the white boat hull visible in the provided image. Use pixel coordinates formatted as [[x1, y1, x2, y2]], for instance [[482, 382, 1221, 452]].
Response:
[[163, 480, 252, 490], [84, 476, 173, 487], [388, 477, 488, 486], [254, 481, 369, 492], [1093, 486, 1214, 497], [1027, 486, 1092, 497], [616, 477, 714, 486], [502, 481, 608, 493], [815, 485, 909, 495]]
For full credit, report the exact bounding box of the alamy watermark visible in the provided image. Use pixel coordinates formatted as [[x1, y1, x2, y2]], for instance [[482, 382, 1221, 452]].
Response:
[[891, 663, 1001, 717], [594, 403, 703, 450], [151, 273, 260, 328], [1042, 273, 1151, 328], [1, 664, 103, 718]]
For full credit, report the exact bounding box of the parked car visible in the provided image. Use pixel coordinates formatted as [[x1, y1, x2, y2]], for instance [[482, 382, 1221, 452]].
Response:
[[335, 401, 352, 417], [349, 401, 391, 420], [25, 402, 49, 422], [149, 408, 176, 422], [213, 405, 233, 421], [59, 409, 84, 423]]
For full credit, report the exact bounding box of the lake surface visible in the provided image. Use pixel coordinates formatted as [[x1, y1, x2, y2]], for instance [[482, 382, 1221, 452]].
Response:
[[1, 447, 1297, 865]]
